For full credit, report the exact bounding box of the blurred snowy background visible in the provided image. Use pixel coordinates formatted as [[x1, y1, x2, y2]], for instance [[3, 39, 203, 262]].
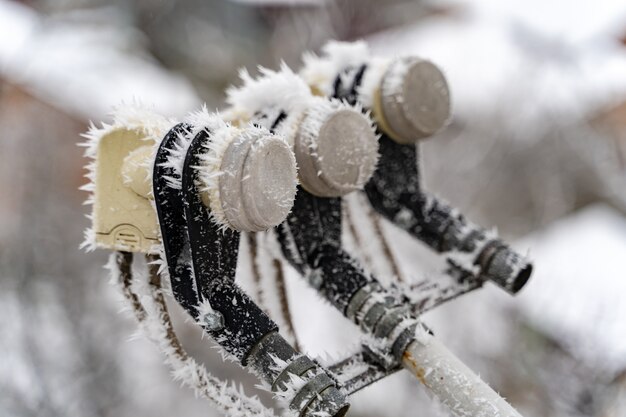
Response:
[[1, 0, 626, 416]]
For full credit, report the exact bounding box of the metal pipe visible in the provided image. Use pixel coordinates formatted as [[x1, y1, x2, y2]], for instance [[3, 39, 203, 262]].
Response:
[[402, 336, 523, 417]]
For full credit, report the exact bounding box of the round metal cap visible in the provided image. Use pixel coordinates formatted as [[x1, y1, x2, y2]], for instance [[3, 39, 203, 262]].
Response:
[[295, 101, 378, 197], [380, 57, 451, 143]]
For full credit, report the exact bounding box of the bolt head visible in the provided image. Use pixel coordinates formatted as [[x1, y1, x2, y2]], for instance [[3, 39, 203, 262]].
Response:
[[203, 311, 225, 331]]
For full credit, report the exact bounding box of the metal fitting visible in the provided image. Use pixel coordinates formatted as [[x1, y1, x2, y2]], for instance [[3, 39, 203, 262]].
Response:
[[247, 332, 349, 417], [477, 242, 533, 294], [202, 311, 224, 331]]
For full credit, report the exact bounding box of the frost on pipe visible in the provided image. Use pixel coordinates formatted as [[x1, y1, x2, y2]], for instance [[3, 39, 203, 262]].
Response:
[[225, 64, 379, 197], [403, 330, 523, 417], [299, 40, 532, 294]]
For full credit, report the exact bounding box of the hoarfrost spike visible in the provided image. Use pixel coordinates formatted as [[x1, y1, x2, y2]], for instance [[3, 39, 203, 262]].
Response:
[[79, 103, 176, 253]]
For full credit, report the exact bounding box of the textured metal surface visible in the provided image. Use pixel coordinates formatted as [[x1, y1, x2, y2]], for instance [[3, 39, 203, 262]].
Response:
[[271, 356, 317, 392], [290, 373, 335, 411], [248, 331, 299, 382], [345, 284, 379, 323], [276, 188, 415, 380], [277, 188, 372, 313], [306, 385, 350, 417], [155, 124, 279, 362], [153, 123, 200, 316]]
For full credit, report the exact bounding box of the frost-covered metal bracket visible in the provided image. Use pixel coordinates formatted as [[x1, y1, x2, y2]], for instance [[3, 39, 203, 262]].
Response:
[[83, 106, 356, 417], [223, 63, 517, 407], [276, 189, 409, 390], [300, 41, 533, 295], [153, 122, 349, 417], [224, 65, 416, 397], [276, 186, 524, 417]]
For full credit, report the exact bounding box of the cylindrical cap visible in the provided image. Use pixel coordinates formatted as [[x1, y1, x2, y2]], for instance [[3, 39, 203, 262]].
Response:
[[218, 130, 297, 232], [380, 57, 451, 143], [294, 100, 378, 197]]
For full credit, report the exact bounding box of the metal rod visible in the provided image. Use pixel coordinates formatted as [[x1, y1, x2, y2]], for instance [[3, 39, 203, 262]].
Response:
[[402, 335, 523, 417]]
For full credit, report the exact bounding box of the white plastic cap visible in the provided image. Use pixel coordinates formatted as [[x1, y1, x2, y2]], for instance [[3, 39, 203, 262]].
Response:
[[294, 99, 378, 197], [218, 129, 297, 232], [380, 58, 451, 143]]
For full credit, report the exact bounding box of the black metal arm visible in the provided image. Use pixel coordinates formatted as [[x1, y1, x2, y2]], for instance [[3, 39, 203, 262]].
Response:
[[332, 64, 532, 294], [153, 124, 348, 417]]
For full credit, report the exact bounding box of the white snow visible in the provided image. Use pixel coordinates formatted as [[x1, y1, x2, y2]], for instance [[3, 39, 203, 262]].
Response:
[[449, 0, 626, 43], [243, 231, 300, 347], [227, 63, 377, 197], [300, 40, 372, 98], [229, 0, 327, 5], [365, 0, 626, 127], [227, 64, 313, 125], [0, 1, 200, 121], [513, 204, 626, 372]]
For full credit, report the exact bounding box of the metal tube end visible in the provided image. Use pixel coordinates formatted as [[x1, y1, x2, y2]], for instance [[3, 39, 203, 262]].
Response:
[[480, 244, 533, 294]]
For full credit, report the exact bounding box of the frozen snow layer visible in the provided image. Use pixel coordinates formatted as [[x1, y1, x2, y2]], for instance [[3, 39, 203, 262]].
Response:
[[514, 204, 626, 371], [0, 1, 200, 121], [447, 0, 626, 42], [365, 1, 626, 127]]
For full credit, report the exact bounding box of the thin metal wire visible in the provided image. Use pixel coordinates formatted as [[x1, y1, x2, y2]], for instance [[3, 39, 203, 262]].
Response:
[[342, 198, 375, 271], [272, 258, 301, 352], [246, 232, 266, 307], [343, 195, 406, 283], [366, 207, 406, 283], [247, 233, 301, 352], [114, 251, 277, 417]]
